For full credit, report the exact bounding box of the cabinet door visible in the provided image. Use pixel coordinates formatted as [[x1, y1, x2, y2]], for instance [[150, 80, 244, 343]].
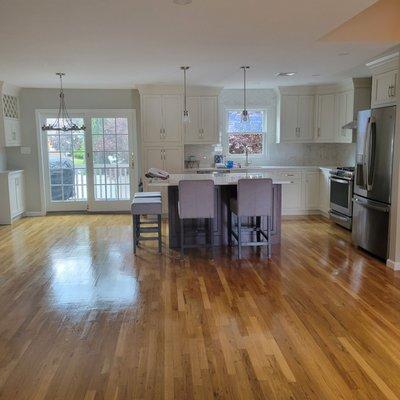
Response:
[[164, 147, 183, 173], [8, 176, 17, 217], [282, 181, 302, 212], [4, 118, 21, 147], [319, 171, 331, 214], [143, 147, 165, 173], [162, 95, 182, 143], [184, 97, 201, 144], [298, 95, 314, 141], [142, 95, 163, 144], [316, 94, 335, 142], [200, 97, 218, 144], [334, 92, 348, 142], [280, 95, 299, 142], [372, 70, 397, 107], [304, 172, 320, 210]]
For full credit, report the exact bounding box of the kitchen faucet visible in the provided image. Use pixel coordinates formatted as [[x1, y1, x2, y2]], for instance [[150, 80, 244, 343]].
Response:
[[245, 146, 251, 167]]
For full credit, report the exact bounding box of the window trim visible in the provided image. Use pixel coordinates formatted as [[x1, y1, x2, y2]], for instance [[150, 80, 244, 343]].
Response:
[[224, 108, 267, 159]]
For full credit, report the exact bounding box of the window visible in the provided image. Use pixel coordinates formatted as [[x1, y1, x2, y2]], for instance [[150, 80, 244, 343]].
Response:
[[227, 110, 265, 155]]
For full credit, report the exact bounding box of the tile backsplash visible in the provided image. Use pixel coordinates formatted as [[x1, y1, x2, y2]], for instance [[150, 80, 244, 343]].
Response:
[[184, 142, 356, 168]]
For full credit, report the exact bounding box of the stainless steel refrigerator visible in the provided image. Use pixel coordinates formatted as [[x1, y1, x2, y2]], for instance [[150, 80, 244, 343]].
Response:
[[352, 106, 396, 259]]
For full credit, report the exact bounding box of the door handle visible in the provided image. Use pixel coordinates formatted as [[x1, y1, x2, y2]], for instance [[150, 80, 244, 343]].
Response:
[[353, 196, 389, 213]]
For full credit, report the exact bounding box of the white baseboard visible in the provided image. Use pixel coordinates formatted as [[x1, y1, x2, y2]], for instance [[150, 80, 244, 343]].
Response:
[[282, 209, 322, 216], [25, 211, 46, 217], [386, 259, 400, 271]]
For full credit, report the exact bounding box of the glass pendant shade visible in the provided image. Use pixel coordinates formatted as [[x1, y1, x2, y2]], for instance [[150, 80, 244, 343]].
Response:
[[182, 109, 190, 124], [241, 109, 249, 122]]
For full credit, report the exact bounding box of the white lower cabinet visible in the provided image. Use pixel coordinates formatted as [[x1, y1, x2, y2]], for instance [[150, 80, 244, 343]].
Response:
[[0, 170, 25, 224], [266, 168, 328, 215], [282, 180, 303, 212], [304, 172, 320, 210], [143, 146, 183, 213], [319, 169, 331, 216]]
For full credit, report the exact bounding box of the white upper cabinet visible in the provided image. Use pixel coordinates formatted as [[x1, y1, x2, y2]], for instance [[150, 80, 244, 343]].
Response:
[[184, 96, 218, 144], [371, 69, 397, 108], [279, 94, 314, 142], [297, 95, 314, 141], [367, 52, 398, 109], [141, 94, 182, 144], [315, 94, 335, 142], [334, 90, 353, 143], [142, 95, 163, 143], [0, 86, 22, 148], [162, 95, 182, 143], [277, 79, 370, 144]]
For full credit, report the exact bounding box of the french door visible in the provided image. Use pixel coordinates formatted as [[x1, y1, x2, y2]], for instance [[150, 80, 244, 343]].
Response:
[[41, 110, 137, 212]]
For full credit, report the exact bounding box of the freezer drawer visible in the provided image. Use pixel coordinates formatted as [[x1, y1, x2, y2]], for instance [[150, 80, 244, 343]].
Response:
[[352, 195, 390, 259]]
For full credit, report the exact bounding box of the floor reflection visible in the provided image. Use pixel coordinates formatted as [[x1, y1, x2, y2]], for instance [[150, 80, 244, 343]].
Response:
[[48, 225, 138, 312]]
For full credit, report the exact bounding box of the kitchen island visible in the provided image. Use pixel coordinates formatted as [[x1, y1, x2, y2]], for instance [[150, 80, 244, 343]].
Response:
[[148, 173, 292, 249]]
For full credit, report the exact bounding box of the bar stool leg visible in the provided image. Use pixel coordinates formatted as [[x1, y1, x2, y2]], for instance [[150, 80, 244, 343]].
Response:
[[256, 216, 261, 243], [132, 214, 137, 254], [158, 214, 162, 254], [237, 215, 242, 259], [268, 215, 272, 259], [180, 219, 184, 257], [227, 207, 232, 246], [209, 218, 214, 258]]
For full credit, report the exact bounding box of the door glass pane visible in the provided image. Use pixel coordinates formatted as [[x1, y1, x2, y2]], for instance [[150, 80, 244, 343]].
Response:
[[46, 118, 87, 202], [90, 117, 130, 201]]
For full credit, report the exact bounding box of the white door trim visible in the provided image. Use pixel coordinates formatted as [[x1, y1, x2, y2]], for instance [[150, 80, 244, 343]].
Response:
[[36, 109, 138, 213]]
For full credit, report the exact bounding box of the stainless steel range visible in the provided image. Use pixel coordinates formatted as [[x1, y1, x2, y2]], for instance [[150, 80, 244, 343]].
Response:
[[329, 167, 355, 230]]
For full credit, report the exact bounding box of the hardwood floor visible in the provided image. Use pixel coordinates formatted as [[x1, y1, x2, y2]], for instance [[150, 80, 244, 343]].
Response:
[[0, 214, 400, 399]]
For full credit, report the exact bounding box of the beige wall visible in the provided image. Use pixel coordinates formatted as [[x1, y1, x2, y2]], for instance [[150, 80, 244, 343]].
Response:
[[5, 88, 140, 213], [388, 47, 400, 266], [0, 148, 6, 170]]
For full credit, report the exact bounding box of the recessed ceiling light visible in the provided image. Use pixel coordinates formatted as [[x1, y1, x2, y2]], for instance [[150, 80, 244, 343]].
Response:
[[275, 72, 296, 77], [173, 0, 192, 4], [338, 52, 350, 56]]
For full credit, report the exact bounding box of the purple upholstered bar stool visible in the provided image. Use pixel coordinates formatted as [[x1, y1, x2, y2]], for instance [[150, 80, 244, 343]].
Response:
[[228, 178, 273, 259], [178, 180, 215, 256]]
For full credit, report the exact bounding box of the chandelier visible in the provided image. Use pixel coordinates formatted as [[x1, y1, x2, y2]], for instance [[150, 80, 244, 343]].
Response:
[[42, 73, 86, 131]]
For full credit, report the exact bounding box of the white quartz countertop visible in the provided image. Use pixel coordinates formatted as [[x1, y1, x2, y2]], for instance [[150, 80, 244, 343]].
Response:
[[147, 173, 293, 187], [184, 165, 335, 173]]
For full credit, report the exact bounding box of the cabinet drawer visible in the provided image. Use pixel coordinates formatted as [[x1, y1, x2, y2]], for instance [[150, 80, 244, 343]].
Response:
[[277, 170, 302, 180]]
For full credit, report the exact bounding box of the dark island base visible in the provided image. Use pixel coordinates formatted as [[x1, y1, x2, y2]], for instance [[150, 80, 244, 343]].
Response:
[[167, 184, 282, 249]]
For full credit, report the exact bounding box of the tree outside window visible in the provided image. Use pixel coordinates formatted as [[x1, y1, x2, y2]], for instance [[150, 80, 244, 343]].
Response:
[[227, 110, 265, 155]]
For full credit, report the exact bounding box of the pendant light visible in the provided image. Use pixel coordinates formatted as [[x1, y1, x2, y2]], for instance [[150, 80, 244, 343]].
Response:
[[181, 66, 190, 124], [42, 73, 86, 131], [240, 66, 250, 122]]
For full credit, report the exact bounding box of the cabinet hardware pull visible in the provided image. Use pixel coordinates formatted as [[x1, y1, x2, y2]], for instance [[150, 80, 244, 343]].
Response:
[[388, 86, 392, 98]]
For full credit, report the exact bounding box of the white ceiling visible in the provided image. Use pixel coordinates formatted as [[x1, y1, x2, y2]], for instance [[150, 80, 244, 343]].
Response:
[[0, 0, 396, 89]]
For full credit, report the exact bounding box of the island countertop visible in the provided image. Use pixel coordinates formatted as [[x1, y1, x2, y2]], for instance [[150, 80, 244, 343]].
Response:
[[147, 172, 293, 187]]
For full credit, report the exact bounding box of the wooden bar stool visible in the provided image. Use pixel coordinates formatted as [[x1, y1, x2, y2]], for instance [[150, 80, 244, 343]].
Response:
[[228, 178, 273, 259], [178, 180, 215, 257], [131, 195, 162, 254]]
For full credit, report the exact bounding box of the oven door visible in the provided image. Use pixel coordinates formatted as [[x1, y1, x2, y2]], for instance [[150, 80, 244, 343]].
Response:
[[330, 176, 353, 216]]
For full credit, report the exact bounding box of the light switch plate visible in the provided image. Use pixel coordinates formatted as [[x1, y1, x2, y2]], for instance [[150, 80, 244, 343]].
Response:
[[20, 146, 31, 155]]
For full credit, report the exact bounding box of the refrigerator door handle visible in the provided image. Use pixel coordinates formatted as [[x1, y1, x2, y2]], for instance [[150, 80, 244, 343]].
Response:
[[353, 196, 390, 213], [362, 119, 371, 190], [367, 119, 376, 191]]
